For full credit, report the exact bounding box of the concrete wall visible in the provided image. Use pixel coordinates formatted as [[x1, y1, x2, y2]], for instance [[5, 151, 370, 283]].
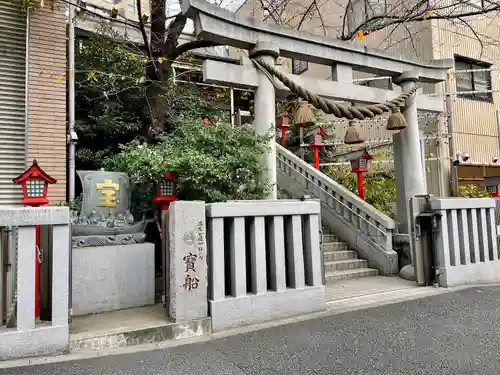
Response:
[[27, 2, 67, 203]]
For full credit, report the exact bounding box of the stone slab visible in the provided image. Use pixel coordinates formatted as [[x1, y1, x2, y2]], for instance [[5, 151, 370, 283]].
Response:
[[438, 262, 500, 287], [72, 243, 155, 316], [209, 285, 326, 332], [69, 317, 211, 353], [0, 206, 69, 226], [0, 324, 68, 361], [168, 201, 208, 322], [206, 200, 320, 218], [430, 197, 496, 210]]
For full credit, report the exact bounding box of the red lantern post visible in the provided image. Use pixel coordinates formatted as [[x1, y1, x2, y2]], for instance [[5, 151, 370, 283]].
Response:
[[346, 150, 373, 200], [306, 127, 326, 170], [152, 171, 178, 212], [152, 171, 178, 245], [276, 111, 291, 146], [485, 176, 500, 197], [12, 159, 57, 318]]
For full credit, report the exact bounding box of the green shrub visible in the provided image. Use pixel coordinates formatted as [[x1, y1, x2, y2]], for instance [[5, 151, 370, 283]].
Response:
[[104, 114, 271, 203]]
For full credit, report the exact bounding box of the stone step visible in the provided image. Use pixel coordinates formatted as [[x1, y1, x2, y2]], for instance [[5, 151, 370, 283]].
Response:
[[325, 268, 380, 283], [322, 241, 348, 251], [322, 233, 339, 242], [69, 306, 211, 353], [324, 259, 368, 272], [324, 250, 358, 262]]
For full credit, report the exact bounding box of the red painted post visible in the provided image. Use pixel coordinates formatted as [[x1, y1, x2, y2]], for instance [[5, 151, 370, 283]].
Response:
[[313, 148, 320, 170], [281, 128, 287, 147], [356, 171, 364, 200], [35, 224, 40, 318]]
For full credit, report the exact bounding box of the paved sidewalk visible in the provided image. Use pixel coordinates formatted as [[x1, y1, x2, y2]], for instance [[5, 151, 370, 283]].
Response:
[[2, 286, 500, 374]]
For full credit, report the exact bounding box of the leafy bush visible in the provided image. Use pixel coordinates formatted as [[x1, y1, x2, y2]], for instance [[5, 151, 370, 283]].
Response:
[[327, 165, 396, 217], [458, 184, 490, 198], [104, 114, 271, 203]]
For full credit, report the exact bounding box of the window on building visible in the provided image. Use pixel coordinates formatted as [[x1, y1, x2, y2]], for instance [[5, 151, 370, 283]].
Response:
[[292, 59, 308, 75], [454, 56, 492, 102], [127, 0, 136, 13]]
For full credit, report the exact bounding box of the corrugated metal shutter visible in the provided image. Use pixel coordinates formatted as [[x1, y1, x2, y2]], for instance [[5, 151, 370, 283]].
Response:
[[0, 0, 26, 205]]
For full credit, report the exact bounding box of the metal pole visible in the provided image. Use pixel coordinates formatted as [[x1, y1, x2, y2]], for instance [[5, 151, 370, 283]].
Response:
[[495, 109, 500, 158], [445, 78, 458, 196], [68, 3, 76, 201], [230, 87, 234, 126]]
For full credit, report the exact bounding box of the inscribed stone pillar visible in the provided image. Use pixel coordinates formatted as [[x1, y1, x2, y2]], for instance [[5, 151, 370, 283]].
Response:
[[250, 42, 280, 199], [167, 201, 208, 322]]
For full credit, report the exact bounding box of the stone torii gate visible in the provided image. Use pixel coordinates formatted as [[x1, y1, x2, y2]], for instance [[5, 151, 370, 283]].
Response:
[[180, 0, 452, 219]]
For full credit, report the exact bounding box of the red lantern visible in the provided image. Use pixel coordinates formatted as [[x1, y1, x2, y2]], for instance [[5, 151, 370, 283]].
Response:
[[484, 176, 500, 197], [276, 111, 291, 146], [12, 159, 57, 319], [306, 127, 326, 169], [12, 159, 57, 207], [152, 171, 177, 211], [346, 149, 373, 200]]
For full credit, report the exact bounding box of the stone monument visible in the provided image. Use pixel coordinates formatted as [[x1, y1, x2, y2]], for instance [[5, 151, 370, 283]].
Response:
[[71, 170, 148, 248], [71, 170, 155, 316]]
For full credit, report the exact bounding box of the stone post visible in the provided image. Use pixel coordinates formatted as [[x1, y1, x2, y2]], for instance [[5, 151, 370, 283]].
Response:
[[167, 201, 208, 322], [394, 71, 427, 282], [396, 71, 427, 201], [250, 42, 280, 200]]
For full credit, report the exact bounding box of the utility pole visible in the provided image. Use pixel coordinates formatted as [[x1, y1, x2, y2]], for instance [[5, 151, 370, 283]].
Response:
[[68, 1, 76, 201]]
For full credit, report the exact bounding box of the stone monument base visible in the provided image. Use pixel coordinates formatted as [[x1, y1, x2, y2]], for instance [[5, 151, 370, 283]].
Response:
[[72, 243, 155, 316]]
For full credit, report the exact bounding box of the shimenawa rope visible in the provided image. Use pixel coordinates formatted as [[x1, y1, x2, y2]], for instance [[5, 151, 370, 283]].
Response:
[[251, 57, 417, 121]]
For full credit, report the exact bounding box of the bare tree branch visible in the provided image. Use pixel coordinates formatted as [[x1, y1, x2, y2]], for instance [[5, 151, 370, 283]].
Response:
[[341, 1, 500, 40], [136, 0, 156, 78], [296, 0, 316, 29]]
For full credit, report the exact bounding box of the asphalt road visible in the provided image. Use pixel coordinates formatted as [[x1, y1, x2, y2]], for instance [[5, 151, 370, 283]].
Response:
[[3, 286, 500, 375]]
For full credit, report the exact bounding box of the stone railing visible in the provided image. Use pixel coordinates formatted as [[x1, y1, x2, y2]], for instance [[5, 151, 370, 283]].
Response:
[[205, 200, 326, 331], [276, 144, 398, 275], [0, 207, 70, 360], [430, 197, 499, 287]]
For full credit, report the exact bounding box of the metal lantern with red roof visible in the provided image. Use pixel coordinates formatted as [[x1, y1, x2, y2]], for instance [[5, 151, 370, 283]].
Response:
[[346, 149, 373, 200], [304, 127, 326, 169], [152, 171, 178, 211], [12, 159, 57, 207], [12, 159, 57, 319], [276, 111, 291, 146], [484, 176, 500, 197]]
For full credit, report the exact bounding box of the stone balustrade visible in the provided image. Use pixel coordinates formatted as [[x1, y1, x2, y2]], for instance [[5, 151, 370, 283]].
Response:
[[0, 206, 70, 360], [276, 144, 398, 275], [430, 197, 500, 287], [204, 200, 326, 331]]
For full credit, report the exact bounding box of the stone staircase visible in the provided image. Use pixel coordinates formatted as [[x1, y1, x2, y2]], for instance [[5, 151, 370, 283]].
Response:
[[322, 225, 379, 283]]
